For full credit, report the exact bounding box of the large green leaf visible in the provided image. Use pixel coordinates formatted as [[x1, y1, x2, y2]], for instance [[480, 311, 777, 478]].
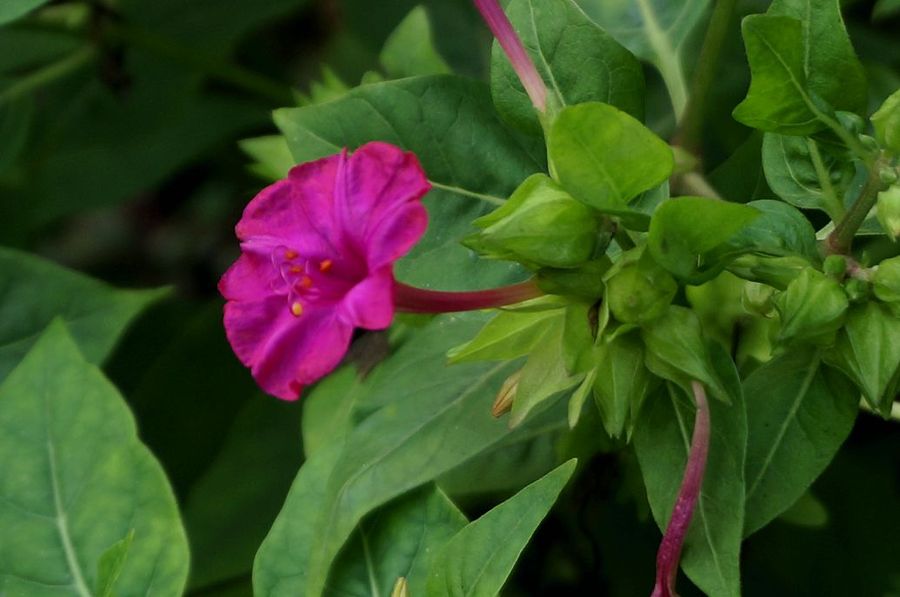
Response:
[[733, 0, 867, 135], [327, 486, 467, 596], [0, 0, 49, 25], [548, 102, 673, 217], [762, 133, 854, 216], [574, 0, 709, 114], [380, 6, 452, 79], [491, 0, 644, 135], [634, 385, 746, 597], [743, 350, 857, 536], [0, 321, 189, 596], [274, 75, 544, 290], [0, 247, 167, 382], [254, 313, 526, 596], [425, 460, 577, 595]]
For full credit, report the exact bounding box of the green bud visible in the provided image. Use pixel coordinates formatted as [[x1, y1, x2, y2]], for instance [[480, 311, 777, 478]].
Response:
[[843, 278, 871, 303], [728, 254, 809, 289], [823, 255, 848, 279], [742, 282, 776, 316], [774, 268, 849, 345], [835, 111, 865, 136], [871, 88, 900, 154], [880, 167, 899, 186], [876, 185, 900, 241], [466, 174, 600, 268], [605, 252, 678, 324], [873, 256, 900, 304], [859, 135, 879, 153]]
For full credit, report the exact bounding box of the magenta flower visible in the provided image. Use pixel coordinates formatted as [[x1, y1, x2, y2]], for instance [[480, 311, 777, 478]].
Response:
[[651, 381, 711, 597], [473, 0, 548, 112], [218, 142, 430, 400]]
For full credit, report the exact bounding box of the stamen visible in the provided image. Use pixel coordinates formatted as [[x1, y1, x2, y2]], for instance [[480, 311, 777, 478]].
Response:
[[285, 250, 298, 260], [289, 265, 303, 274], [319, 259, 333, 273], [298, 275, 314, 290], [290, 302, 304, 317]]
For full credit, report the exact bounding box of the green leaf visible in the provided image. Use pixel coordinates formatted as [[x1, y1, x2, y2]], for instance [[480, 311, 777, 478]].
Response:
[[448, 306, 565, 363], [549, 102, 673, 217], [0, 321, 189, 596], [574, 0, 709, 113], [239, 135, 295, 181], [729, 200, 819, 261], [301, 366, 364, 457], [0, 93, 33, 177], [255, 313, 528, 596], [592, 331, 654, 438], [641, 306, 732, 402], [327, 486, 467, 596], [762, 133, 854, 216], [634, 385, 746, 597], [873, 0, 900, 20], [425, 460, 577, 595], [871, 88, 900, 154], [467, 174, 601, 268], [492, 0, 644, 135], [0, 247, 167, 383], [183, 398, 303, 590], [0, 0, 50, 25], [95, 530, 135, 597], [825, 302, 900, 413], [733, 0, 867, 135], [274, 75, 545, 290], [511, 322, 582, 427], [380, 6, 452, 79], [648, 196, 760, 283], [743, 350, 858, 536]]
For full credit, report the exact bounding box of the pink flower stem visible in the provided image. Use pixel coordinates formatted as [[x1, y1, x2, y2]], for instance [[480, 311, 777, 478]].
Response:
[[472, 0, 548, 112], [393, 279, 543, 313], [651, 381, 711, 597]]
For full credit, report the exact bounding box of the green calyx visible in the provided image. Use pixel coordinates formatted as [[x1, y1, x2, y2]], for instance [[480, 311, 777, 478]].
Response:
[[604, 250, 678, 324], [775, 268, 849, 345]]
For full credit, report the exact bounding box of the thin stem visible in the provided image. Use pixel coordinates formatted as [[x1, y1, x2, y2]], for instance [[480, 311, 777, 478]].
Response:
[[472, 0, 547, 112], [674, 0, 737, 154], [826, 153, 890, 255], [428, 180, 505, 206], [0, 45, 96, 104], [807, 138, 845, 220], [651, 381, 710, 597], [103, 22, 293, 105], [675, 171, 722, 199], [393, 279, 543, 313], [812, 107, 875, 167]]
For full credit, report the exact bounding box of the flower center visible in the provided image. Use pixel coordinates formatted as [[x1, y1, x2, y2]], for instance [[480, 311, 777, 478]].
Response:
[[271, 247, 351, 317]]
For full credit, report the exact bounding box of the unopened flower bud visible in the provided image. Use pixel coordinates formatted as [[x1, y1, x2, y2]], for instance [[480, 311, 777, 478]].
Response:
[[823, 255, 848, 279], [880, 167, 899, 186], [873, 256, 900, 305], [876, 185, 900, 241], [775, 268, 849, 345], [466, 174, 600, 269], [606, 253, 677, 324], [871, 88, 900, 154], [742, 282, 776, 316], [391, 577, 408, 597], [843, 278, 871, 303], [492, 369, 522, 417]]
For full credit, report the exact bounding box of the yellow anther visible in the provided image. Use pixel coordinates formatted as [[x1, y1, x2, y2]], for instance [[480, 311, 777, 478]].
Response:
[[285, 250, 298, 260], [319, 259, 333, 273], [290, 302, 304, 317]]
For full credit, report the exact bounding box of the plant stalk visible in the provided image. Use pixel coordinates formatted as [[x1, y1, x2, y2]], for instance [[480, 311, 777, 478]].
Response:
[[826, 153, 890, 255]]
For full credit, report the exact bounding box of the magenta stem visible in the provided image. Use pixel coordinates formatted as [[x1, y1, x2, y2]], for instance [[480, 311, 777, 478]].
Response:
[[651, 381, 711, 597], [393, 279, 543, 313], [472, 0, 547, 112]]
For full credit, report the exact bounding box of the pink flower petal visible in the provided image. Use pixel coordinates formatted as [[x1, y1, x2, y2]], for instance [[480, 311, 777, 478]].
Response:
[[236, 155, 342, 257], [223, 296, 290, 368], [336, 142, 431, 257], [339, 266, 395, 330], [218, 252, 275, 303], [365, 201, 429, 269]]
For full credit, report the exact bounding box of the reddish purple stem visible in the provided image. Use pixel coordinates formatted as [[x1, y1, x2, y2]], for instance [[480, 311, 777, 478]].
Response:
[[393, 279, 543, 313], [651, 381, 711, 597], [472, 0, 548, 112]]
